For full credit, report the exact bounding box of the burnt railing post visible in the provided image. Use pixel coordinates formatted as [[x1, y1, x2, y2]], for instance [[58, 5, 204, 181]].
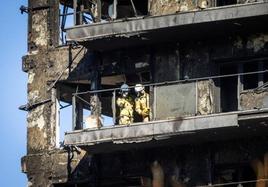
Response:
[[72, 95, 76, 130], [112, 90, 116, 125]]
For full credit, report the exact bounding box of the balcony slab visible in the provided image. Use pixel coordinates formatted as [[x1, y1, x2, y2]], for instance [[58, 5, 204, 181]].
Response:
[[64, 112, 238, 146], [65, 2, 268, 50]]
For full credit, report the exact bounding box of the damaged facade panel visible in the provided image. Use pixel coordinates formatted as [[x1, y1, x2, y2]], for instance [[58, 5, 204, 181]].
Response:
[[154, 83, 197, 119], [21, 0, 268, 186], [240, 91, 268, 110], [197, 80, 215, 115], [148, 0, 212, 16]]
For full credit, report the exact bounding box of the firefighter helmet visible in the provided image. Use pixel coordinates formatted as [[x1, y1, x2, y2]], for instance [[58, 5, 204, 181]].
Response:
[[135, 84, 144, 93], [120, 84, 129, 92]]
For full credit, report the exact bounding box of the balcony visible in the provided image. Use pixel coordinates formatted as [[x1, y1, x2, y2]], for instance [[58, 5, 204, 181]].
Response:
[[65, 2, 268, 50], [63, 69, 268, 152]]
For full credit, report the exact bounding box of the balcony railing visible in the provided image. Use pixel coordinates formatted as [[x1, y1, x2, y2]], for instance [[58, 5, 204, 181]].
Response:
[[70, 69, 268, 131]]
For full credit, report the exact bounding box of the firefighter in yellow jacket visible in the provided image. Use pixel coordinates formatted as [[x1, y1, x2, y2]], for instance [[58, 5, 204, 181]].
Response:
[[135, 84, 150, 122], [117, 84, 134, 125]]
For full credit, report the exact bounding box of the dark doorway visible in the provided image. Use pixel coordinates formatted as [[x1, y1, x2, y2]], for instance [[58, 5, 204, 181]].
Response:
[[117, 0, 148, 18], [220, 64, 238, 112], [217, 0, 237, 6]]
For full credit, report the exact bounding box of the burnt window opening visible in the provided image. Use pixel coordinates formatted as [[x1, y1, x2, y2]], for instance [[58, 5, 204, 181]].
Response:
[[219, 60, 268, 112], [243, 62, 259, 90], [101, 0, 148, 20], [220, 64, 238, 112], [117, 0, 148, 18], [138, 71, 151, 83], [242, 61, 268, 91], [213, 163, 256, 185], [217, 0, 237, 6], [101, 0, 115, 19]]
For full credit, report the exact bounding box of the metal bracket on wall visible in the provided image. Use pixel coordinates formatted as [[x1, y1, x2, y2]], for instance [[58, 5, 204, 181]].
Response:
[[19, 99, 51, 111], [20, 5, 50, 14]]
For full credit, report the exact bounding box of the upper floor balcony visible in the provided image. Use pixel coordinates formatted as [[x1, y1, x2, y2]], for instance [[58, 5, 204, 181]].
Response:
[[62, 1, 268, 50]]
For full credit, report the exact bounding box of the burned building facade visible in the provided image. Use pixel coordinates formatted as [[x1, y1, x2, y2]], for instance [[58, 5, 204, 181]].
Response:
[[21, 0, 268, 186]]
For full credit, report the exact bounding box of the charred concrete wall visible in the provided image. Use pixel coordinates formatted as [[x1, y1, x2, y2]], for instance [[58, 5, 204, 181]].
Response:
[[23, 45, 92, 153], [23, 37, 94, 187], [26, 0, 59, 154], [153, 45, 181, 82], [28, 0, 59, 52], [22, 149, 90, 186]]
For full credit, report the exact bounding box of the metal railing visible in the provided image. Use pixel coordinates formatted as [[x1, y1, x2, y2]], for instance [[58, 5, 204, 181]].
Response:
[[70, 69, 268, 130]]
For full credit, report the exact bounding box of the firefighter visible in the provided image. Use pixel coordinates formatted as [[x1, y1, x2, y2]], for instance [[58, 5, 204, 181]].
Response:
[[116, 84, 134, 125], [135, 84, 150, 122]]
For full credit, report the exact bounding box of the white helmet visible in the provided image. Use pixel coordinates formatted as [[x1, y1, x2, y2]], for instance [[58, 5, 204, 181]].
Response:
[[135, 84, 144, 93]]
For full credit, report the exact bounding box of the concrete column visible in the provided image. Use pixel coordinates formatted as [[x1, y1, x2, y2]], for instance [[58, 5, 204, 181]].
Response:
[[26, 0, 60, 153], [28, 0, 59, 52]]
